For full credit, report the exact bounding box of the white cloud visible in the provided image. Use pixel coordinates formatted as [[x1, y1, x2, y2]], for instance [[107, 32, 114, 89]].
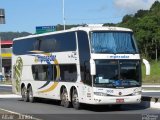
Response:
[[114, 0, 159, 14]]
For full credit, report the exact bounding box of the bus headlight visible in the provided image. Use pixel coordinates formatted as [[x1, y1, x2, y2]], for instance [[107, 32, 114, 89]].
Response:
[[132, 91, 141, 96]]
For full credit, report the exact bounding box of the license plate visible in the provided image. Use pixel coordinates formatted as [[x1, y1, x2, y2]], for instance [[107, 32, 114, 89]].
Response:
[[116, 99, 124, 103]]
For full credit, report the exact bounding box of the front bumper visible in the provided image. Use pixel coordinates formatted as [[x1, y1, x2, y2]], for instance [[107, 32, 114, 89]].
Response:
[[90, 95, 141, 105]]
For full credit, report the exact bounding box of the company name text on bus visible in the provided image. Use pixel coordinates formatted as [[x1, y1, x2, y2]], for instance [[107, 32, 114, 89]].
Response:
[[33, 54, 56, 63]]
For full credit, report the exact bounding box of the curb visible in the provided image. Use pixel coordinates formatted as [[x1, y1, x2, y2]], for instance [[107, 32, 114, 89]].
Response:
[[0, 94, 21, 98]]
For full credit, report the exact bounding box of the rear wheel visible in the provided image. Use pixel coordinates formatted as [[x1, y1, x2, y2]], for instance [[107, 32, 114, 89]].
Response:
[[28, 86, 35, 103], [61, 88, 70, 108], [21, 86, 28, 102], [72, 89, 81, 109]]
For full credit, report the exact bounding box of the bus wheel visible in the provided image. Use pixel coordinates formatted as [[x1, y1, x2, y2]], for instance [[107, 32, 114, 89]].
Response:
[[61, 88, 70, 108], [72, 89, 81, 109], [28, 86, 35, 103], [21, 86, 28, 102]]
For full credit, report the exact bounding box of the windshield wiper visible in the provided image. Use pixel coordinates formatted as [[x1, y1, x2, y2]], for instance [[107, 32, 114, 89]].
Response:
[[97, 49, 112, 53]]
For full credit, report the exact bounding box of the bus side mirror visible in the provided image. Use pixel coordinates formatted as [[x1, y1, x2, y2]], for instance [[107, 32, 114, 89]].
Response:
[[143, 59, 150, 75], [90, 59, 96, 75]]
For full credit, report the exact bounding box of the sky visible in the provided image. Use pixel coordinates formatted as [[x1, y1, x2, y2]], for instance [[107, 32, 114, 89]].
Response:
[[0, 0, 159, 33]]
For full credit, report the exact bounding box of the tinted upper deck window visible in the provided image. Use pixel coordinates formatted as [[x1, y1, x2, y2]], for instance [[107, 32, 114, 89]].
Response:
[[13, 32, 76, 55]]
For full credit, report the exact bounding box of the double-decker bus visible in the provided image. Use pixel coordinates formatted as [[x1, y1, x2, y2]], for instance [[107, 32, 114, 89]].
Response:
[[12, 25, 142, 109]]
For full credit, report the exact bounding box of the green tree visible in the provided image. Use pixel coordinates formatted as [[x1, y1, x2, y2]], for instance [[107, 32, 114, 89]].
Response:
[[118, 1, 160, 61]]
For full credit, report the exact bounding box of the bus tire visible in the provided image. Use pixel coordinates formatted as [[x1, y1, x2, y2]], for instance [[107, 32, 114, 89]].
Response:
[[72, 89, 81, 110], [21, 86, 28, 102], [61, 88, 70, 108], [28, 86, 35, 103]]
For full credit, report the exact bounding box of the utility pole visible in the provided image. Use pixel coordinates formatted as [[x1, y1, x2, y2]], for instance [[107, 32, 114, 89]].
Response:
[[0, 9, 5, 80], [62, 0, 65, 30]]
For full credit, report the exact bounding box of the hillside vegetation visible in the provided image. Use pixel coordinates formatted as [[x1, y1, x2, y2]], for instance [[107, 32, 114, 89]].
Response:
[[0, 32, 31, 40], [118, 1, 160, 60]]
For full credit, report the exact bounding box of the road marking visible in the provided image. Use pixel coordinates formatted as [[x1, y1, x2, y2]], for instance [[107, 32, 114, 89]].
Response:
[[0, 107, 42, 120], [0, 94, 21, 98]]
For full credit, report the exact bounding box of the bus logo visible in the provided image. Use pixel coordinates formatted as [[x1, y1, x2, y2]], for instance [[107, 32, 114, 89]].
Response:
[[31, 53, 60, 93], [33, 54, 56, 63], [119, 92, 122, 96], [110, 55, 129, 59]]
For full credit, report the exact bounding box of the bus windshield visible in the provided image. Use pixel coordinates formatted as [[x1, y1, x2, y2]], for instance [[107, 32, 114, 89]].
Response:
[[90, 31, 138, 54], [94, 60, 141, 88]]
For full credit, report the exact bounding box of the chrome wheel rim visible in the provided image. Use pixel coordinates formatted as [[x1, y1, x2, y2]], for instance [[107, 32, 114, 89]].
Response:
[[72, 91, 79, 106], [29, 88, 33, 102]]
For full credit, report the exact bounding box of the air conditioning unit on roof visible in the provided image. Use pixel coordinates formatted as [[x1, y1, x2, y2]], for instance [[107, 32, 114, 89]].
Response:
[[86, 24, 103, 27]]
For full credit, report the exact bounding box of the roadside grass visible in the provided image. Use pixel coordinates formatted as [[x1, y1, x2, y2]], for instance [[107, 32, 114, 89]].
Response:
[[142, 61, 160, 84]]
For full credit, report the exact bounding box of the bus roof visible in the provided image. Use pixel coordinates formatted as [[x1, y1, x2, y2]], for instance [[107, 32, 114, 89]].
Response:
[[13, 26, 133, 41]]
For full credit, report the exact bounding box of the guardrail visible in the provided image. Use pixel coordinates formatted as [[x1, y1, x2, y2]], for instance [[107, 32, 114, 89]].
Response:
[[142, 85, 160, 88], [142, 85, 160, 91]]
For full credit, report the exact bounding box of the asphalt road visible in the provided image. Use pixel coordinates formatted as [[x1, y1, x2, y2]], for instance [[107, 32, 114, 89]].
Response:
[[0, 98, 159, 120], [0, 85, 160, 120]]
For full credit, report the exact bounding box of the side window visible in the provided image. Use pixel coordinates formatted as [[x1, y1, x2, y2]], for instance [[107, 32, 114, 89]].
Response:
[[59, 64, 77, 82], [54, 32, 76, 52], [33, 38, 40, 51], [32, 64, 77, 82], [38, 32, 76, 52], [77, 31, 91, 86], [33, 40, 40, 50], [77, 31, 90, 58], [39, 37, 56, 52], [13, 38, 37, 55], [32, 65, 54, 81], [13, 32, 77, 55]]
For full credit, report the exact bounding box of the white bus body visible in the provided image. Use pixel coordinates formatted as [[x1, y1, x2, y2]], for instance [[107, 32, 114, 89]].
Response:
[[12, 25, 142, 109]]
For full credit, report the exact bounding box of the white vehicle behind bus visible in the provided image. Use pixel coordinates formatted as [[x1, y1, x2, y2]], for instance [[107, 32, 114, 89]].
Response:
[[12, 25, 143, 109]]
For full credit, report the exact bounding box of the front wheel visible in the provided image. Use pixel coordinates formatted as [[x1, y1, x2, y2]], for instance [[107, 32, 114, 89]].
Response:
[[72, 89, 81, 109]]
